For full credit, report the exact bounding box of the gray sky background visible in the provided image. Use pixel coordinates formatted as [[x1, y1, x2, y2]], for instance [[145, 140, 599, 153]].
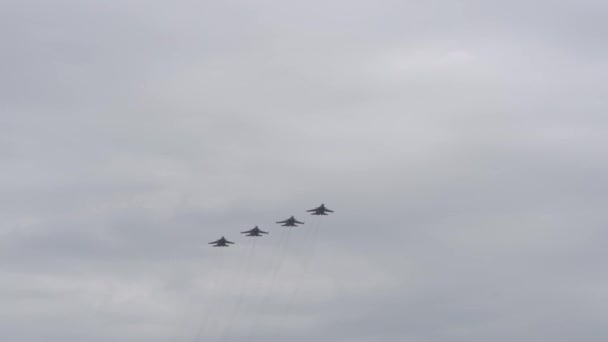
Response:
[[1, 0, 607, 341]]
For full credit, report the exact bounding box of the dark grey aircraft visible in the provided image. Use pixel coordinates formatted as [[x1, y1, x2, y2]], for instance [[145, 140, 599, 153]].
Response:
[[307, 203, 334, 215], [276, 216, 304, 227], [241, 226, 269, 237], [209, 236, 234, 247]]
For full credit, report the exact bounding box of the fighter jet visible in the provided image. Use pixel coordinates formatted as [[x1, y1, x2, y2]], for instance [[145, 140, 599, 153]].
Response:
[[307, 203, 334, 215], [241, 226, 269, 237], [276, 216, 304, 227], [208, 236, 235, 247]]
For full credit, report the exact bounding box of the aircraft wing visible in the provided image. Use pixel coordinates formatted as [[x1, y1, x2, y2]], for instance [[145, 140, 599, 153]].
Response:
[[208, 240, 220, 244], [276, 220, 288, 223], [294, 220, 304, 224], [306, 208, 316, 212], [226, 240, 234, 244]]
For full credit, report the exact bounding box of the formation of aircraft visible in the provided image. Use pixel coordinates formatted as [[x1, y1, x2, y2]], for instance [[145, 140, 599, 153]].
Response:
[[209, 204, 333, 247]]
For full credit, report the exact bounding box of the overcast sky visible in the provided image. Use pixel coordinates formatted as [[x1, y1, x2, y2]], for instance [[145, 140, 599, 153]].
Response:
[[1, 1, 607, 341]]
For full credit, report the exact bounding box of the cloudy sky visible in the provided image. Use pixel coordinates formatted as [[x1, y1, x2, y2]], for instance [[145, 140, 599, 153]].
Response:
[[1, 0, 607, 341]]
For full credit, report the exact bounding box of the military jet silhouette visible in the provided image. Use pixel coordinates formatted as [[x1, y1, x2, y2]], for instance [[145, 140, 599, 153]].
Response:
[[209, 236, 234, 247], [276, 216, 304, 227], [241, 226, 269, 237], [307, 203, 334, 215]]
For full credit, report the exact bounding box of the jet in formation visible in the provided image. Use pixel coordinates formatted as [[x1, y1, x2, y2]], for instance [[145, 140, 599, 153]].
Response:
[[209, 236, 235, 247], [276, 216, 304, 227], [241, 226, 269, 237], [307, 203, 334, 215]]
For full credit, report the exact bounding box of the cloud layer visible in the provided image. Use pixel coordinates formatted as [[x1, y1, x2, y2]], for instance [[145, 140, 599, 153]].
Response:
[[1, 0, 607, 341]]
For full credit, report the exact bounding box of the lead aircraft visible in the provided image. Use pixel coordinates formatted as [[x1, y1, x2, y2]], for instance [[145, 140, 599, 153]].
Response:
[[307, 203, 334, 215]]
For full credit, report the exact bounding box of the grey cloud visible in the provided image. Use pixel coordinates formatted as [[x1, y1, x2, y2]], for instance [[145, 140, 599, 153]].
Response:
[[1, 0, 607, 341]]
